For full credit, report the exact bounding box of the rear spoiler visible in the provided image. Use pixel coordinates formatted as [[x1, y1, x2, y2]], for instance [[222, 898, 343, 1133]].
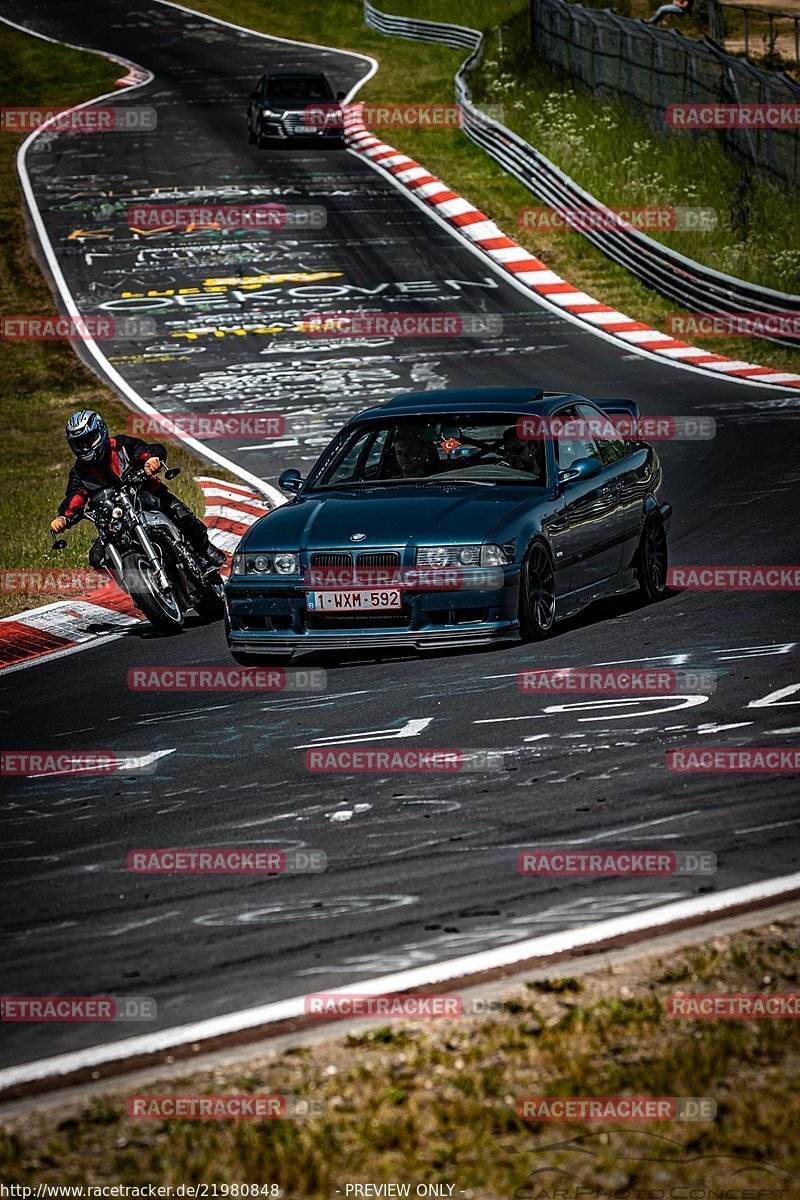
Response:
[[594, 398, 641, 422], [594, 398, 642, 440]]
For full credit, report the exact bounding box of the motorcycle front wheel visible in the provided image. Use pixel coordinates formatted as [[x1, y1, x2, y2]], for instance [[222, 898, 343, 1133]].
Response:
[[122, 550, 184, 633]]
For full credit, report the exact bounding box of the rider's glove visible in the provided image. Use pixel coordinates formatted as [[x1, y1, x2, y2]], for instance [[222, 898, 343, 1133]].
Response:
[[144, 456, 163, 477], [51, 516, 68, 534]]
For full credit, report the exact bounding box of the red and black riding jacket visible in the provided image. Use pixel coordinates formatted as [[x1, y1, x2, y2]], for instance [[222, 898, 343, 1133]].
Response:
[[58, 435, 168, 526]]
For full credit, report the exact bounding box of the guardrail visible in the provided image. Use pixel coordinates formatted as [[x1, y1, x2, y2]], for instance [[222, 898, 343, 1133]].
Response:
[[362, 0, 800, 346], [719, 1, 800, 62]]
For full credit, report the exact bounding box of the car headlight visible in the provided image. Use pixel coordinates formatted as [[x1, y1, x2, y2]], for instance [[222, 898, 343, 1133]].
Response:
[[273, 552, 299, 575], [480, 544, 512, 567], [416, 545, 481, 568], [416, 544, 511, 568], [262, 108, 283, 119], [230, 552, 299, 576]]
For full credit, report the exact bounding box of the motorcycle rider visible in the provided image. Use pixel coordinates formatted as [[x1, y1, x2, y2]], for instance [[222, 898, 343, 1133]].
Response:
[[50, 410, 226, 572]]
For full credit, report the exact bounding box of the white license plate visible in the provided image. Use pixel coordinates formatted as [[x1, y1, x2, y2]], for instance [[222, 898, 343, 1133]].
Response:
[[308, 589, 402, 612]]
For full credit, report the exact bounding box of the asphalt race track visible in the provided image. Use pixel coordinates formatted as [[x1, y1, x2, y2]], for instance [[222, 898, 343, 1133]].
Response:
[[1, 0, 799, 1072]]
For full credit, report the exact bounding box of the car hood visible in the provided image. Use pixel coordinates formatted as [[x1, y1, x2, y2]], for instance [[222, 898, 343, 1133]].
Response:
[[242, 485, 544, 551]]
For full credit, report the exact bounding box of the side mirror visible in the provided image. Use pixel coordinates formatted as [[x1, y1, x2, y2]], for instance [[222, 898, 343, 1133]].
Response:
[[559, 457, 601, 483], [279, 469, 304, 494], [336, 90, 347, 101]]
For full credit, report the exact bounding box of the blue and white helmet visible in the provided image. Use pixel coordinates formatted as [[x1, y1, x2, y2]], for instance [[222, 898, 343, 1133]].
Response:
[[66, 410, 109, 462]]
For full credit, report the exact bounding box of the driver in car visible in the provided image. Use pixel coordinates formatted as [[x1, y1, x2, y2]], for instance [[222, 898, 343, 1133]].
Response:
[[501, 426, 543, 478], [49, 409, 226, 571], [392, 431, 440, 478]]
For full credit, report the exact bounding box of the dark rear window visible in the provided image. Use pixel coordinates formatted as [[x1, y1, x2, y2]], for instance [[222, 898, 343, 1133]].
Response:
[[265, 75, 334, 102]]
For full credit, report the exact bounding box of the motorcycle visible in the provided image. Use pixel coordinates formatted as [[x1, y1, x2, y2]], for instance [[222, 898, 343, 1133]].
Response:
[[50, 464, 226, 633]]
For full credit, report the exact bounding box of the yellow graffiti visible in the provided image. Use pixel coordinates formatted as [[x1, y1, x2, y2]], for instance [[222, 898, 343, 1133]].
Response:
[[170, 318, 344, 341], [120, 271, 341, 301], [68, 228, 113, 239], [203, 272, 342, 288]]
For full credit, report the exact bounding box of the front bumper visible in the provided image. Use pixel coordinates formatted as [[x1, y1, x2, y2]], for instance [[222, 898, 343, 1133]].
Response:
[[258, 118, 344, 140], [225, 569, 521, 653]]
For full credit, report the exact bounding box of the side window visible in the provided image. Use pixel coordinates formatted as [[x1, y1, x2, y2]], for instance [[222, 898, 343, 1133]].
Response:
[[361, 429, 388, 478], [578, 404, 628, 467], [327, 431, 370, 484], [553, 406, 599, 471]]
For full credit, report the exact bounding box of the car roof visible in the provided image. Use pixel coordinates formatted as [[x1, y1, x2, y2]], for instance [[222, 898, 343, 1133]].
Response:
[[266, 71, 328, 79], [349, 388, 588, 423]]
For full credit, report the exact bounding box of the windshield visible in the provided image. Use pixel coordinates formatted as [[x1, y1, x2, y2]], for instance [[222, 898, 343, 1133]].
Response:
[[309, 415, 549, 489], [265, 75, 334, 103]]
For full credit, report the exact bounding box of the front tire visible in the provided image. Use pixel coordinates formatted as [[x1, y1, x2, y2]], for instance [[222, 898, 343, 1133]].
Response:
[[635, 511, 669, 602], [519, 540, 557, 641], [194, 575, 226, 622], [123, 551, 184, 633]]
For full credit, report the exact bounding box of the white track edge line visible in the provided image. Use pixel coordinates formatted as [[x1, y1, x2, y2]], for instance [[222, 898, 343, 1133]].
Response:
[[2, 871, 799, 1090]]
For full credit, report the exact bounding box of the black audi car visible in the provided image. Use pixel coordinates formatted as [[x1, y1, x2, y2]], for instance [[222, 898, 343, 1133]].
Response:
[[247, 71, 346, 145]]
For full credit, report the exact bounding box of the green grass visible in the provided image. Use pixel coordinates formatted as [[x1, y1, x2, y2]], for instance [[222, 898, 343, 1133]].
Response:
[[472, 15, 800, 292], [2, 919, 798, 1193], [0, 25, 238, 618]]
